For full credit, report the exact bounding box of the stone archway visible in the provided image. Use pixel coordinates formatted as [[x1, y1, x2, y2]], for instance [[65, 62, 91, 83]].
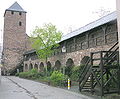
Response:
[[54, 60, 61, 70], [34, 64, 38, 70], [47, 61, 52, 72], [25, 64, 28, 71], [65, 58, 74, 76], [39, 62, 44, 71], [66, 58, 74, 67], [29, 63, 33, 70]]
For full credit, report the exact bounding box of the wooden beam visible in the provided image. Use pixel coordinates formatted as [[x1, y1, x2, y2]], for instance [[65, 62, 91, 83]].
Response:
[[100, 51, 104, 96], [102, 25, 107, 44], [92, 70, 101, 87], [86, 33, 89, 48]]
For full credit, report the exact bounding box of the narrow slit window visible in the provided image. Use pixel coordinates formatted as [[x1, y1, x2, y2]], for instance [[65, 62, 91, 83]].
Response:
[[91, 34, 94, 38], [11, 11, 14, 15], [19, 12, 22, 15], [19, 21, 22, 26]]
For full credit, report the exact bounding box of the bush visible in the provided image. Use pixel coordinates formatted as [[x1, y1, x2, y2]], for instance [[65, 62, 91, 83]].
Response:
[[50, 71, 68, 86], [15, 72, 19, 76], [60, 66, 65, 74], [65, 66, 73, 77], [70, 65, 85, 81], [19, 71, 30, 78], [19, 69, 39, 79]]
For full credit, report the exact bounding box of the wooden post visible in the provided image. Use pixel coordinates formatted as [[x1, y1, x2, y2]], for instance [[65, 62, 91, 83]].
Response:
[[100, 51, 104, 96], [90, 52, 94, 94], [116, 0, 120, 94], [106, 69, 109, 92], [95, 38, 97, 46], [117, 51, 120, 94], [86, 34, 89, 48], [116, 0, 120, 63], [102, 26, 107, 45], [73, 38, 76, 51]]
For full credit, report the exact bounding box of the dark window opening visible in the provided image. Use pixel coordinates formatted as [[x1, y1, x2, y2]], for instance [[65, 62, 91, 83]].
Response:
[[91, 34, 94, 38], [19, 12, 22, 15], [11, 11, 14, 14], [19, 21, 22, 26]]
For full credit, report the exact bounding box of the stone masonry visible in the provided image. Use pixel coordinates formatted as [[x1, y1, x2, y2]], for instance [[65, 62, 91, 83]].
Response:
[[2, 2, 119, 74], [2, 2, 27, 72], [23, 16, 118, 72]]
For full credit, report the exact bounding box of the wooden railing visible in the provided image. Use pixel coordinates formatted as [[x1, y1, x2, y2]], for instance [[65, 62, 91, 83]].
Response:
[[78, 41, 119, 96]]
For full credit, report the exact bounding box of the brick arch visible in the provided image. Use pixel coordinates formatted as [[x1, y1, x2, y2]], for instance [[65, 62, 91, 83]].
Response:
[[39, 62, 44, 71], [34, 63, 38, 70], [54, 60, 61, 70], [47, 61, 52, 71], [29, 63, 33, 70]]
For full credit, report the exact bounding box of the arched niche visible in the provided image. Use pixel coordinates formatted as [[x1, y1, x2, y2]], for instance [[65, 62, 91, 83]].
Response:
[[65, 58, 74, 76], [29, 63, 33, 70], [47, 61, 52, 71], [39, 62, 44, 71], [54, 60, 61, 70]]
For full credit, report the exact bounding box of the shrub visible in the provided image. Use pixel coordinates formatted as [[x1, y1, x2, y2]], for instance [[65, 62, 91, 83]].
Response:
[[70, 65, 85, 81], [15, 72, 19, 76], [19, 69, 39, 79], [38, 71, 46, 77], [50, 71, 68, 86], [65, 66, 73, 77], [60, 66, 65, 74], [19, 71, 30, 78]]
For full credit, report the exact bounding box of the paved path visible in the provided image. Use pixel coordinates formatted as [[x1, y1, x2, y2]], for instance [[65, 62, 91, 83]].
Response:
[[0, 76, 93, 99]]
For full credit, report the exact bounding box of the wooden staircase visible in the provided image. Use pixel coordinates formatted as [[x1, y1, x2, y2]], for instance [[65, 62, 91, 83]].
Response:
[[79, 42, 120, 96]]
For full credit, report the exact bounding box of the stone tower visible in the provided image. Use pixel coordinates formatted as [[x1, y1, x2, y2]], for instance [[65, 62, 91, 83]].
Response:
[[3, 2, 27, 72]]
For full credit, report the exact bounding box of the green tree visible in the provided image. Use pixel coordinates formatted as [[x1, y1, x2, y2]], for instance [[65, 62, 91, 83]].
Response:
[[30, 23, 62, 73]]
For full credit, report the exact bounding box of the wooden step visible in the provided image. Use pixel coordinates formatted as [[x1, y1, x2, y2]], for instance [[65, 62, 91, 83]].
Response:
[[84, 85, 91, 87], [82, 87, 91, 89]]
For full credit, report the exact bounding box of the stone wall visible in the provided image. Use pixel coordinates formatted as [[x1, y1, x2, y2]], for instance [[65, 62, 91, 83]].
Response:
[[24, 42, 116, 71], [3, 10, 26, 70], [23, 20, 118, 71]]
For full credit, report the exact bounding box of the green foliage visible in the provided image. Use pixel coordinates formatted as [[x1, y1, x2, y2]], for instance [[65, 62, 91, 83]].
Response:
[[15, 72, 19, 76], [65, 66, 74, 77], [19, 71, 30, 78], [18, 68, 69, 87], [50, 71, 68, 86], [30, 23, 62, 59], [70, 65, 85, 81], [60, 66, 65, 74], [19, 69, 39, 79]]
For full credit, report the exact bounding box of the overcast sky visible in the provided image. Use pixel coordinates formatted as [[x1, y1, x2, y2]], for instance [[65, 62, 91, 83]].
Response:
[[0, 0, 116, 42]]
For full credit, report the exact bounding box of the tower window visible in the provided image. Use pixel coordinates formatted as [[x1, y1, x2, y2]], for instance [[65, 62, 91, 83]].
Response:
[[19, 12, 22, 15], [19, 21, 22, 26], [11, 11, 14, 15]]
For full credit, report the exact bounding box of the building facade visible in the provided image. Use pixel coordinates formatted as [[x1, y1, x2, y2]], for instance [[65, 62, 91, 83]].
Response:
[[23, 12, 118, 72], [2, 2, 119, 74]]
